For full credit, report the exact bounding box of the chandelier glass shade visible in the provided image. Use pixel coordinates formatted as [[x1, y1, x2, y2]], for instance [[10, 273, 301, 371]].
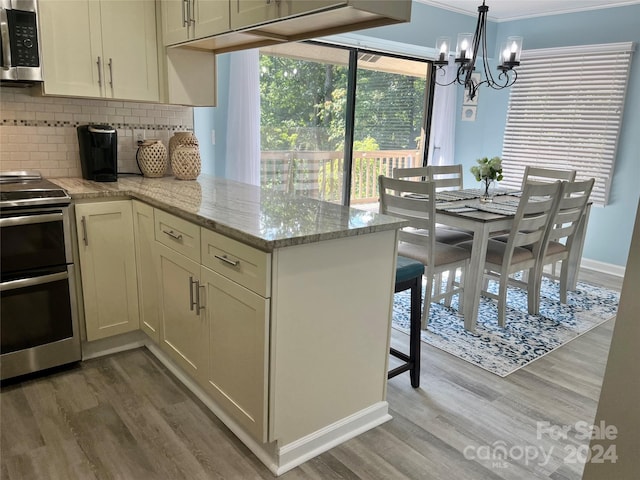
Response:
[[433, 1, 522, 100]]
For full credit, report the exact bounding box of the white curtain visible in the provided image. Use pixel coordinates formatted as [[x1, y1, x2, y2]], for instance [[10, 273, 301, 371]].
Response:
[[427, 66, 457, 166], [225, 49, 261, 185]]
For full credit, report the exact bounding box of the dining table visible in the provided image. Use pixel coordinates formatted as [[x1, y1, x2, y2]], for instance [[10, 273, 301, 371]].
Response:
[[432, 188, 591, 331]]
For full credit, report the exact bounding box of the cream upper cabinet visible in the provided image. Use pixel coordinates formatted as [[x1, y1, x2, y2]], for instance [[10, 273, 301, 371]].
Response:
[[281, 0, 346, 18], [75, 201, 140, 341], [230, 0, 279, 30], [162, 0, 230, 46], [39, 0, 159, 102], [38, 0, 103, 97]]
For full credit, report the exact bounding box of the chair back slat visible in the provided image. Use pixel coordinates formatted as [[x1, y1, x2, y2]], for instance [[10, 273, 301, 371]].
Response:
[[393, 165, 463, 191], [392, 167, 429, 181], [427, 165, 464, 190], [522, 166, 576, 188], [378, 175, 437, 256], [548, 178, 595, 245]]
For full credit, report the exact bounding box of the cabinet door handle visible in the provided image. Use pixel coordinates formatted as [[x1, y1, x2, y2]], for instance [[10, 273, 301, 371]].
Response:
[[96, 56, 102, 87], [188, 0, 195, 25], [197, 284, 205, 312], [189, 276, 197, 312], [163, 229, 183, 241], [81, 216, 89, 246], [214, 254, 239, 267], [108, 58, 114, 89], [182, 0, 188, 27]]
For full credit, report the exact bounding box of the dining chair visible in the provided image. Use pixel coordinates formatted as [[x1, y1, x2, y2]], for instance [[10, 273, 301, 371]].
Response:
[[392, 164, 472, 245], [534, 178, 595, 304], [458, 181, 564, 326], [378, 175, 471, 328], [521, 166, 576, 187]]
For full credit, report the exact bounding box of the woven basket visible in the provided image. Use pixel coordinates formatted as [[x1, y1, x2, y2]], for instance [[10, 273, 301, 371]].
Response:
[[171, 144, 201, 180], [169, 131, 198, 159], [137, 140, 167, 178]]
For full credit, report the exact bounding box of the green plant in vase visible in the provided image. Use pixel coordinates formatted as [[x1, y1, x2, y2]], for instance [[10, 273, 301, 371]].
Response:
[[471, 156, 503, 202]]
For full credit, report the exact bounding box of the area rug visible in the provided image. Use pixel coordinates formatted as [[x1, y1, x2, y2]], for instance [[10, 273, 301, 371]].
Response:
[[391, 277, 619, 377]]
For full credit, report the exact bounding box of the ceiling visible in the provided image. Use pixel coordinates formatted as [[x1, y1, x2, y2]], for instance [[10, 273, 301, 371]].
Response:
[[415, 0, 640, 21]]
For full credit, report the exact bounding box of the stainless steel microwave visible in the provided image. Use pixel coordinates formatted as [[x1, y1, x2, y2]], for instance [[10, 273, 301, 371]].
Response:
[[0, 0, 42, 85]]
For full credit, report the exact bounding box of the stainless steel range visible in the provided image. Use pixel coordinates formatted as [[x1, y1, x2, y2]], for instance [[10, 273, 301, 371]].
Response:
[[0, 171, 81, 380]]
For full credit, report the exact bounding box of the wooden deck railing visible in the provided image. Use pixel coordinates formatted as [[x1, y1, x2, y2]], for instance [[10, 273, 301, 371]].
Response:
[[261, 150, 421, 203]]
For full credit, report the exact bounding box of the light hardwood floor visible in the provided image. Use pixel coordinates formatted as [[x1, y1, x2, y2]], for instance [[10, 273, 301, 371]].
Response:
[[0, 270, 623, 480]]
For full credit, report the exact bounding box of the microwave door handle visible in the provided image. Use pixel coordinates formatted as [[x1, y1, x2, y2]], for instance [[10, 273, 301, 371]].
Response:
[[0, 8, 11, 69]]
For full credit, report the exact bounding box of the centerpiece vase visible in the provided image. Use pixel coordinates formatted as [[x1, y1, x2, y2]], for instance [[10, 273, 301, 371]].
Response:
[[480, 178, 494, 203]]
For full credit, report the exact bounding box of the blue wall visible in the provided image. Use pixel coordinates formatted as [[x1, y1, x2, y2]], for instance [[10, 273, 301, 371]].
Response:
[[194, 54, 231, 177], [196, 1, 640, 268]]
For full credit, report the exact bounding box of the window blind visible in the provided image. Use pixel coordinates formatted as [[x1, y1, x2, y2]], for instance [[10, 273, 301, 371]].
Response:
[[501, 42, 634, 205]]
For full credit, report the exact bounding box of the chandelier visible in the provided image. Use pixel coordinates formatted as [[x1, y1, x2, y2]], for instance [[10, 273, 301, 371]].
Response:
[[433, 1, 522, 101]]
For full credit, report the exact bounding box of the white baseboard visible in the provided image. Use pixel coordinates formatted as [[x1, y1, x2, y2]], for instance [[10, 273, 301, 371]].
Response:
[[275, 402, 391, 476], [81, 330, 147, 360], [581, 258, 626, 278]]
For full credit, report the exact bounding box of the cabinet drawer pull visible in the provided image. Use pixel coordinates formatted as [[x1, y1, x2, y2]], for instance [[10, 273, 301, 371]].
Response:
[[214, 254, 239, 267], [163, 229, 183, 241]]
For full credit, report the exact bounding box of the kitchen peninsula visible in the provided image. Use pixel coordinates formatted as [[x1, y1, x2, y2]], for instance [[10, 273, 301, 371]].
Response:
[[52, 174, 406, 476]]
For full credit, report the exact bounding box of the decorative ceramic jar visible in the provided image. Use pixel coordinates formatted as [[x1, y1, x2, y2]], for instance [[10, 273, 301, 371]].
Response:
[[168, 131, 198, 159], [171, 144, 201, 180], [137, 139, 168, 178]]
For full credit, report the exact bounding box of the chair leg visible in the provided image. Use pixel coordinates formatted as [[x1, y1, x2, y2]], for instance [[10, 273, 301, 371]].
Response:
[[527, 267, 539, 315], [457, 265, 465, 313], [497, 275, 508, 327], [444, 268, 455, 306], [559, 260, 569, 304], [421, 273, 434, 329]]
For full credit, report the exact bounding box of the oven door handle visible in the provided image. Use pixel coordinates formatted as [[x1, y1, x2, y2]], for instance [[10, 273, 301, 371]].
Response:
[[0, 271, 68, 292], [0, 211, 64, 227]]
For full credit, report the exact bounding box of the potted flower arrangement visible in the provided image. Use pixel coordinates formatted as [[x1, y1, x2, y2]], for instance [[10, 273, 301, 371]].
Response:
[[470, 156, 503, 202]]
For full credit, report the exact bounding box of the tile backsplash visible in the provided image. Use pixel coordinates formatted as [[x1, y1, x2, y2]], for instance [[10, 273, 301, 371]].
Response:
[[0, 88, 193, 177]]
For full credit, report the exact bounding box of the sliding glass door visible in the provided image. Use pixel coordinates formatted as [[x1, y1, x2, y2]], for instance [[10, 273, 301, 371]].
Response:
[[350, 54, 430, 210], [259, 42, 349, 203], [259, 42, 432, 206]]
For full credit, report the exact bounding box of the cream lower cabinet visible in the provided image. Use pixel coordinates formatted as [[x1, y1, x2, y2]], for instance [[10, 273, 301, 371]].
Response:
[[75, 201, 139, 341], [157, 243, 208, 384], [132, 201, 159, 342], [200, 266, 269, 442], [154, 210, 270, 441], [39, 0, 159, 101]]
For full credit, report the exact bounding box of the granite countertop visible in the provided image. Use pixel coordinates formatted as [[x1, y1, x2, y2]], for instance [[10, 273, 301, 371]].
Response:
[[51, 175, 407, 251]]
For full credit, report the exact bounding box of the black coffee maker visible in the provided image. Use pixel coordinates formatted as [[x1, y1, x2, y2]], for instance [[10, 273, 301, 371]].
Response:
[[77, 124, 118, 182]]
